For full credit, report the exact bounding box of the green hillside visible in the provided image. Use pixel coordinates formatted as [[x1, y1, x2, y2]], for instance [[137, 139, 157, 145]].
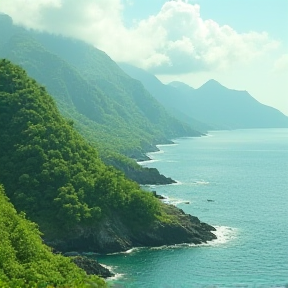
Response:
[[0, 59, 161, 235], [0, 185, 106, 288], [0, 14, 200, 154], [0, 59, 216, 254], [0, 14, 200, 184]]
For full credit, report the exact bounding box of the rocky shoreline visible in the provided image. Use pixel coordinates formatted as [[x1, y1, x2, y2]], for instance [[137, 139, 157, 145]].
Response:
[[47, 192, 217, 280], [71, 255, 114, 278], [49, 201, 216, 278], [46, 203, 216, 254], [50, 141, 215, 278]]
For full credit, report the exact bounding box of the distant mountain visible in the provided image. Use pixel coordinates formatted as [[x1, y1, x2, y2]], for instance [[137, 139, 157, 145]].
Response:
[[120, 62, 288, 129], [119, 63, 212, 132], [169, 81, 195, 92], [168, 79, 288, 129]]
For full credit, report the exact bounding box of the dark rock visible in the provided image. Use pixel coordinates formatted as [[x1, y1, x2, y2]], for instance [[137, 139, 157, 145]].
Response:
[[71, 256, 114, 278], [103, 156, 176, 185], [46, 204, 217, 254], [152, 191, 166, 199], [63, 251, 80, 257]]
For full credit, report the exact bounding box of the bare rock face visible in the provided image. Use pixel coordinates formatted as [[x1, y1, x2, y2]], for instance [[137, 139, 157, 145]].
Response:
[[46, 204, 216, 254]]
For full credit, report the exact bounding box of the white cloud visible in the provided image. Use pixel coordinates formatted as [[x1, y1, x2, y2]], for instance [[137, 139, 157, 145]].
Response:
[[273, 54, 288, 73], [0, 0, 280, 74]]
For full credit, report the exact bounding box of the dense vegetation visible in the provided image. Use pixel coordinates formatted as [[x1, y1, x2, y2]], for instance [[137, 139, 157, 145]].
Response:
[[0, 14, 200, 185], [0, 185, 106, 287], [0, 59, 166, 238]]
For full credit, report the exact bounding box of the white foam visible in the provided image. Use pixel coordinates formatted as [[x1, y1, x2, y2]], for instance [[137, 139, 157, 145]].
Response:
[[156, 143, 178, 148], [149, 226, 237, 250], [159, 195, 191, 206], [137, 159, 159, 165], [207, 225, 238, 246], [193, 180, 210, 185], [102, 226, 237, 263], [103, 265, 124, 281], [151, 225, 237, 249], [123, 247, 140, 254], [106, 247, 142, 256], [106, 272, 124, 281], [147, 150, 164, 156], [165, 198, 191, 205], [170, 180, 183, 185], [93, 263, 124, 281], [164, 180, 209, 186]]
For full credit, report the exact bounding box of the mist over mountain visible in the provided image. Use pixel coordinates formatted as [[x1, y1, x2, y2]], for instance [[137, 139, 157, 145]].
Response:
[[120, 63, 288, 129], [169, 80, 288, 129], [0, 14, 201, 184], [119, 62, 212, 132]]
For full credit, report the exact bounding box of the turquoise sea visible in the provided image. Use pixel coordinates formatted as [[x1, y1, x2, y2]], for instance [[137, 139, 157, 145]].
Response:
[[98, 129, 288, 288]]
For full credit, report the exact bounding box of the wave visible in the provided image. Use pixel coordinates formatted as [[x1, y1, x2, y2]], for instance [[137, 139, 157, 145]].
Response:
[[161, 196, 191, 205], [102, 264, 124, 281], [192, 180, 210, 185], [208, 225, 238, 246], [156, 143, 179, 148], [171, 180, 182, 185], [160, 180, 210, 186], [147, 150, 164, 156], [137, 159, 159, 165], [105, 247, 143, 256], [106, 272, 124, 281], [148, 226, 237, 251], [99, 226, 237, 269]]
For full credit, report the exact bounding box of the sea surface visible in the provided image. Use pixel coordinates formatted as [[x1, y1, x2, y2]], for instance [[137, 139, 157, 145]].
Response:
[[97, 129, 288, 288]]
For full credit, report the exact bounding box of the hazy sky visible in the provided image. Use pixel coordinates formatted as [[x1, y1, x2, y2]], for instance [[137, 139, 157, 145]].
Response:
[[1, 0, 287, 115]]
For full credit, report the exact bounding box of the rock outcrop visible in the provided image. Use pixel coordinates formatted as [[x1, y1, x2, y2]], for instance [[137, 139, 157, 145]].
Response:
[[46, 204, 216, 254], [71, 256, 114, 278]]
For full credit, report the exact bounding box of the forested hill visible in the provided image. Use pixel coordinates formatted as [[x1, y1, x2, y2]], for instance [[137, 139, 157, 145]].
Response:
[[0, 59, 158, 237], [0, 14, 201, 185], [0, 185, 106, 287], [0, 14, 200, 157], [0, 60, 216, 254]]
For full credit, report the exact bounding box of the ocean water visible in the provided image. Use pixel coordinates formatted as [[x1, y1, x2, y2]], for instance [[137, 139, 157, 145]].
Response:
[[97, 129, 288, 288]]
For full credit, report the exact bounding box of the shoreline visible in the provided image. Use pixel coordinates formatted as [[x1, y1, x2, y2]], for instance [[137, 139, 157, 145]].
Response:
[[95, 225, 236, 258]]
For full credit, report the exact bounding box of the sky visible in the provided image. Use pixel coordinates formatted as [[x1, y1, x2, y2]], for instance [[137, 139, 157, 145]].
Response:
[[0, 0, 287, 115]]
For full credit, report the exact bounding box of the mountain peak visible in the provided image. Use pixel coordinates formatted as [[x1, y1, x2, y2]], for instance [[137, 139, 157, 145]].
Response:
[[199, 79, 226, 90]]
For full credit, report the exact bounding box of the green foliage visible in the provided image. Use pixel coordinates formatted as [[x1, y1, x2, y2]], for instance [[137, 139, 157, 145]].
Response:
[[0, 185, 106, 288], [0, 59, 163, 236], [0, 16, 201, 185], [0, 19, 196, 163]]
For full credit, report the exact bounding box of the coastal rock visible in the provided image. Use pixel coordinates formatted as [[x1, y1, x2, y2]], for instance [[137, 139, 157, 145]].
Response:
[[71, 256, 114, 278], [152, 191, 166, 200], [46, 204, 216, 254]]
